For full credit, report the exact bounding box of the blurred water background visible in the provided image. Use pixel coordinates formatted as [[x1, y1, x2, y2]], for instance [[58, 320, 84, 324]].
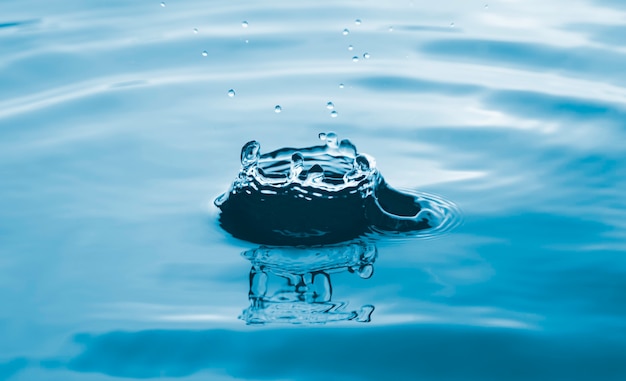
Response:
[[1, 0, 626, 380]]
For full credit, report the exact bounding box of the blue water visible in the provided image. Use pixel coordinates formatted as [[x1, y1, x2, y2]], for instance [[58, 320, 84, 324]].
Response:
[[1, 0, 626, 380]]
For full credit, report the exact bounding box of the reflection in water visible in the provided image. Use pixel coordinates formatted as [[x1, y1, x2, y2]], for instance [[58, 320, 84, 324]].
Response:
[[240, 241, 376, 324]]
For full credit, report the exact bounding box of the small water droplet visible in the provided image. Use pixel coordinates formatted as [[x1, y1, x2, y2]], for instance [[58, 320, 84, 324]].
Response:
[[242, 21, 249, 28], [330, 110, 338, 118], [326, 101, 334, 110], [274, 105, 282, 113], [228, 89, 236, 97], [244, 39, 249, 44], [363, 52, 370, 59], [450, 22, 455, 28], [339, 83, 345, 89], [348, 44, 354, 51], [352, 56, 359, 62], [201, 50, 208, 57], [325, 132, 338, 148], [484, 4, 489, 9], [389, 26, 393, 32], [193, 28, 198, 34], [318, 132, 327, 141], [342, 28, 350, 35], [160, 2, 165, 7], [355, 19, 362, 25]]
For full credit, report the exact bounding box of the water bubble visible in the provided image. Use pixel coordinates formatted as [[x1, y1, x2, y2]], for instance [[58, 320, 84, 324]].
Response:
[[274, 105, 282, 113], [330, 110, 338, 118], [326, 101, 335, 110], [355, 19, 362, 25], [228, 89, 236, 97], [201, 50, 208, 57], [363, 52, 370, 59], [339, 83, 345, 89], [193, 28, 198, 34], [348, 44, 354, 51], [242, 21, 249, 28], [241, 141, 261, 168], [352, 56, 359, 62], [342, 28, 350, 35], [160, 2, 165, 7]]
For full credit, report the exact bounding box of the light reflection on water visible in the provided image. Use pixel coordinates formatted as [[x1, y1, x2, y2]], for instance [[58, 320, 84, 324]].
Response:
[[1, 0, 626, 380]]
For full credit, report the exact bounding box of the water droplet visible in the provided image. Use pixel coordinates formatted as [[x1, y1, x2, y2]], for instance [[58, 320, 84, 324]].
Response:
[[325, 132, 338, 148], [201, 50, 208, 57], [274, 105, 282, 113], [241, 141, 261, 168], [355, 19, 362, 25], [160, 2, 165, 7], [242, 21, 249, 28], [193, 28, 198, 34], [339, 83, 345, 89], [330, 110, 338, 118], [484, 4, 489, 9], [348, 44, 354, 51], [228, 89, 236, 97], [244, 39, 249, 44], [363, 52, 370, 59], [342, 28, 350, 35], [450, 22, 455, 28], [318, 132, 327, 141], [352, 56, 359, 62], [326, 101, 334, 110], [389, 26, 393, 32]]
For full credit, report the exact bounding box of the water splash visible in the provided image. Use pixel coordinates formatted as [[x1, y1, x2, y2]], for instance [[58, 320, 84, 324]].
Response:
[[240, 241, 376, 325], [215, 132, 460, 245]]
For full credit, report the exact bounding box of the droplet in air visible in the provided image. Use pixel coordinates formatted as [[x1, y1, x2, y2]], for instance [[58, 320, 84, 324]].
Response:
[[228, 89, 236, 97], [352, 56, 359, 62], [342, 28, 350, 35], [242, 21, 249, 28], [355, 19, 362, 25], [348, 44, 354, 51], [240, 141, 261, 168], [244, 39, 249, 44], [330, 110, 338, 118], [389, 26, 393, 32], [160, 2, 165, 7], [193, 28, 198, 34], [326, 101, 334, 110], [450, 22, 455, 28], [363, 52, 370, 59], [339, 83, 345, 89], [201, 50, 208, 57], [484, 4, 489, 9], [274, 105, 282, 113]]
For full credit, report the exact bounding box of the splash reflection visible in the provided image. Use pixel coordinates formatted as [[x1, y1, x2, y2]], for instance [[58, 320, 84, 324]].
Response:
[[240, 241, 376, 325]]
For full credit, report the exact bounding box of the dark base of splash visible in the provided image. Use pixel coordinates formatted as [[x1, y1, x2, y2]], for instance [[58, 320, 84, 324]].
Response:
[[218, 180, 432, 246]]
